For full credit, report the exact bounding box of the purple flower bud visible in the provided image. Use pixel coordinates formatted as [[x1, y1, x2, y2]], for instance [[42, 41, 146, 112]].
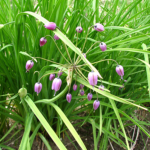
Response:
[[76, 26, 83, 33], [54, 34, 59, 40], [66, 93, 72, 103], [80, 84, 84, 89], [88, 71, 98, 86], [94, 23, 104, 32], [26, 60, 34, 72], [99, 42, 107, 51], [116, 65, 124, 79], [34, 82, 42, 95], [99, 85, 104, 91], [73, 84, 77, 91], [40, 37, 47, 46], [52, 77, 62, 95], [49, 74, 55, 81], [80, 90, 84, 96], [87, 93, 92, 101], [93, 100, 100, 110], [44, 22, 56, 30], [83, 53, 86, 58], [58, 71, 63, 77]]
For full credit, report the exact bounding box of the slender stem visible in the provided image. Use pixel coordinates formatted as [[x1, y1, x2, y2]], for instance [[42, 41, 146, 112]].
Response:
[[96, 92, 98, 100], [76, 41, 100, 64], [75, 26, 93, 64], [76, 68, 88, 81], [62, 42, 73, 64], [91, 59, 119, 65], [38, 69, 64, 82], [82, 26, 93, 52], [74, 32, 78, 63], [45, 35, 70, 64], [4, 21, 15, 26], [35, 57, 64, 66], [34, 71, 40, 77], [79, 67, 90, 73]]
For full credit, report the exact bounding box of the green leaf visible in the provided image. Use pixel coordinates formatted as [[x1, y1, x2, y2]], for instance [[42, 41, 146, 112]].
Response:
[[25, 96, 67, 150], [49, 103, 87, 150]]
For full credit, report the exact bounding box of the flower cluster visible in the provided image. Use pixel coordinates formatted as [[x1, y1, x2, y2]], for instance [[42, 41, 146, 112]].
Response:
[[25, 21, 124, 111]]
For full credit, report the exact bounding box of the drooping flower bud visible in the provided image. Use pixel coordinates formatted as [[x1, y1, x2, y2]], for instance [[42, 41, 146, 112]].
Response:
[[66, 93, 72, 103], [83, 53, 86, 58], [49, 74, 55, 81], [44, 22, 56, 30], [54, 34, 59, 40], [93, 100, 100, 110], [73, 84, 77, 91], [88, 71, 98, 86], [80, 90, 84, 96], [52, 77, 62, 95], [40, 37, 47, 46], [116, 65, 124, 79], [76, 26, 83, 33], [80, 84, 84, 89], [99, 42, 107, 51], [34, 82, 42, 95], [87, 93, 92, 101], [58, 71, 63, 77], [26, 60, 34, 72], [99, 85, 104, 91], [94, 23, 104, 32]]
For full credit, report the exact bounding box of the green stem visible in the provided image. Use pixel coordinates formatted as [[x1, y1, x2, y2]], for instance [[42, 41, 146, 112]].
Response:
[[45, 35, 71, 64], [76, 41, 100, 64], [75, 26, 93, 64], [74, 32, 78, 63], [62, 42, 73, 64]]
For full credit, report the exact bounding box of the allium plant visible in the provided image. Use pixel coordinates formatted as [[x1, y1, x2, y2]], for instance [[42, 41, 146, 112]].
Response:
[[1, 1, 150, 150]]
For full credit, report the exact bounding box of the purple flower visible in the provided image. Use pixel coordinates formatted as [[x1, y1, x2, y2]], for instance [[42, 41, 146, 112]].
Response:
[[52, 77, 62, 95], [99, 85, 104, 91], [116, 65, 124, 79], [26, 60, 34, 72], [80, 90, 84, 96], [99, 42, 107, 51], [34, 82, 42, 95], [88, 71, 98, 86], [76, 26, 83, 33], [93, 100, 100, 110], [94, 23, 104, 32], [49, 74, 55, 81], [87, 93, 92, 101], [66, 93, 72, 103], [80, 84, 84, 89], [40, 37, 47, 46], [58, 71, 63, 77], [44, 22, 56, 30], [54, 34, 59, 40], [73, 84, 77, 91]]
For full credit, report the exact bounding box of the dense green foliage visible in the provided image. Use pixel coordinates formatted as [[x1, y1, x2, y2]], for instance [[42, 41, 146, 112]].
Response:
[[0, 0, 150, 149]]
